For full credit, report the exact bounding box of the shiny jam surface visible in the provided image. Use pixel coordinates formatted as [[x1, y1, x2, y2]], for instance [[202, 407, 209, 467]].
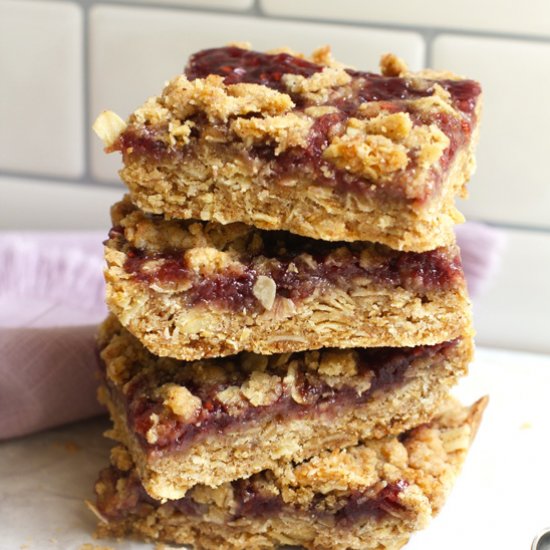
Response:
[[186, 46, 322, 91]]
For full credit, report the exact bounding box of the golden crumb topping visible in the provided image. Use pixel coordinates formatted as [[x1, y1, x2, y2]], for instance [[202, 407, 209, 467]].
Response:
[[158, 384, 202, 421], [230, 113, 313, 154], [380, 53, 409, 77]]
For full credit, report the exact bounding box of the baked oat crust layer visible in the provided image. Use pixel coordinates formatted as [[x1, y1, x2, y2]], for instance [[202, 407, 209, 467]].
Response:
[[94, 45, 482, 252], [97, 315, 472, 500], [93, 396, 487, 549], [105, 197, 473, 361]]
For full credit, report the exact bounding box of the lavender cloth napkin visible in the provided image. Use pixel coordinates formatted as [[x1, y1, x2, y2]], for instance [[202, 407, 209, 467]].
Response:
[[0, 232, 107, 440], [0, 225, 505, 440]]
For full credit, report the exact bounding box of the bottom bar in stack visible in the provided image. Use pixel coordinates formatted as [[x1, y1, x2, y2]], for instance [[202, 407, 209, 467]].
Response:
[[91, 396, 487, 550], [97, 315, 472, 500]]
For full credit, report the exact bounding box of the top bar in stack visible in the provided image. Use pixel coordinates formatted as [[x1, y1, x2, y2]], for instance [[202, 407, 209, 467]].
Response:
[[94, 44, 482, 252]]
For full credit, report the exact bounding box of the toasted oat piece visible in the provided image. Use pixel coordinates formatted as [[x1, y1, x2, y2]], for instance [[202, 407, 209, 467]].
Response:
[[94, 45, 482, 252], [93, 396, 487, 549], [97, 315, 472, 500], [104, 197, 472, 361]]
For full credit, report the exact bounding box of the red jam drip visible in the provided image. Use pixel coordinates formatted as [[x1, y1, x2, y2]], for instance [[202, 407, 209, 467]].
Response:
[[113, 126, 169, 163], [112, 339, 458, 453], [432, 111, 471, 172], [186, 46, 322, 91]]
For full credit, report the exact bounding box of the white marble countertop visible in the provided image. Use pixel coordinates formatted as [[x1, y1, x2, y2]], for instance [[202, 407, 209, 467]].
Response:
[[1, 346, 549, 550]]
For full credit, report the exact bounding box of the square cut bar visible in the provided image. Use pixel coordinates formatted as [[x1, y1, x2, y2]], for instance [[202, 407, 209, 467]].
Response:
[[94, 45, 482, 252], [105, 197, 472, 361], [97, 315, 472, 500], [92, 397, 487, 549]]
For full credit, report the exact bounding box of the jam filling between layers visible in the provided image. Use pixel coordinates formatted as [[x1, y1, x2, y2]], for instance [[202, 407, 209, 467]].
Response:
[[113, 46, 481, 202], [97, 463, 411, 525], [111, 226, 464, 313], [103, 339, 459, 455]]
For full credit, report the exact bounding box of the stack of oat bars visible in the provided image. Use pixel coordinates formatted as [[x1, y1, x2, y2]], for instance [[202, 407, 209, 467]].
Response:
[[91, 45, 487, 549]]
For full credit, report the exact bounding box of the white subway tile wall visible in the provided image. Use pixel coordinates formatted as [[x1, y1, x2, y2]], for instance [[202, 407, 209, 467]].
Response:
[[433, 35, 550, 229], [472, 229, 550, 353], [0, 176, 121, 231], [1, 0, 548, 353], [0, 0, 84, 178], [260, 0, 550, 37]]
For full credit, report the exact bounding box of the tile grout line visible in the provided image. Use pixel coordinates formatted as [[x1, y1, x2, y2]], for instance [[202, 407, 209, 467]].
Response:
[[67, 0, 258, 18], [0, 170, 123, 191], [82, 2, 93, 185], [423, 29, 438, 68], [250, 0, 263, 17]]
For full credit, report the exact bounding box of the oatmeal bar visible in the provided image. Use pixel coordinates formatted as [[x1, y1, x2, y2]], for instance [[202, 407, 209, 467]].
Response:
[[94, 45, 482, 252], [97, 315, 472, 500], [92, 396, 487, 549], [105, 197, 472, 361]]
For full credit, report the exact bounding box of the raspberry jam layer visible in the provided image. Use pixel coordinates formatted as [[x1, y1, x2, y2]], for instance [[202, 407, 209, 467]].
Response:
[[113, 226, 464, 313], [233, 475, 409, 524], [114, 46, 481, 202], [96, 463, 410, 525], [104, 339, 459, 454]]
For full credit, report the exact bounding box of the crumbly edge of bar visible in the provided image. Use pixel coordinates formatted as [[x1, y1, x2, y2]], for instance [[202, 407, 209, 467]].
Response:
[[98, 313, 470, 390], [109, 193, 467, 261], [93, 396, 487, 550], [97, 332, 471, 500], [119, 120, 477, 250], [96, 512, 413, 550], [105, 242, 472, 360]]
